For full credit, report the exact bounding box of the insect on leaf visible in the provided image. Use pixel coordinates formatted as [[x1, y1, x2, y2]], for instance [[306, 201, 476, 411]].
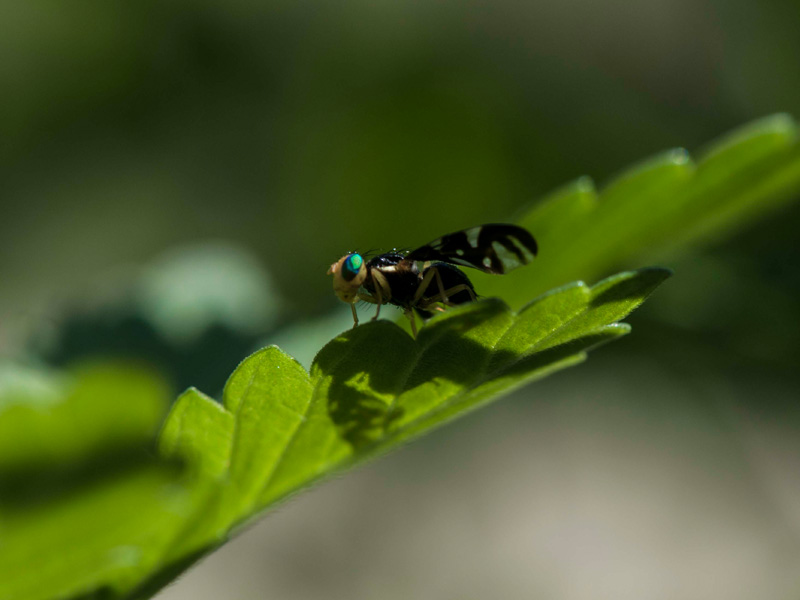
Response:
[[139, 267, 669, 595]]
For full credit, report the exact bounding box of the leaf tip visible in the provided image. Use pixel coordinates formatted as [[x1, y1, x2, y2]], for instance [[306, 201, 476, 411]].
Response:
[[606, 322, 632, 335], [574, 175, 596, 194], [700, 113, 799, 163], [636, 265, 674, 281], [746, 112, 797, 138], [588, 267, 671, 312], [604, 147, 695, 193], [666, 147, 692, 166]]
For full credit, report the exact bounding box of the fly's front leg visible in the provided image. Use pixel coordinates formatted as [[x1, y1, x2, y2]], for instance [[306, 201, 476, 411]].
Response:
[[371, 284, 383, 320], [369, 268, 392, 321], [357, 291, 379, 304], [356, 289, 383, 322], [350, 303, 359, 328]]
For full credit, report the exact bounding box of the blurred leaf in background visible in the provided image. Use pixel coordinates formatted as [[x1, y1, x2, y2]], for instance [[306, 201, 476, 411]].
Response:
[[0, 362, 168, 476], [480, 114, 800, 307], [29, 243, 284, 395], [0, 359, 189, 600]]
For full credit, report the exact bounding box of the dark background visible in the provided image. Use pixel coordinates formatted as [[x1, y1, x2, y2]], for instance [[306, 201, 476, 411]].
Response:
[[1, 1, 799, 598]]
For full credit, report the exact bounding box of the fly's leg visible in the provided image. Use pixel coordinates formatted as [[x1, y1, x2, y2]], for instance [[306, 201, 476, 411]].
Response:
[[356, 286, 382, 326], [357, 292, 380, 304], [411, 266, 448, 305], [461, 284, 477, 302], [404, 308, 418, 338], [354, 290, 381, 329], [419, 283, 476, 308], [371, 282, 383, 321], [369, 268, 392, 321]]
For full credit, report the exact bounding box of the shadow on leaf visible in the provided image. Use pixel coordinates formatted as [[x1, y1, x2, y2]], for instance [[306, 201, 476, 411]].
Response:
[[313, 303, 524, 451]]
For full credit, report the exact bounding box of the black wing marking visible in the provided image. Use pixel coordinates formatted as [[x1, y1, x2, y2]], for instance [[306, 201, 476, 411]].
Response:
[[405, 224, 537, 274]]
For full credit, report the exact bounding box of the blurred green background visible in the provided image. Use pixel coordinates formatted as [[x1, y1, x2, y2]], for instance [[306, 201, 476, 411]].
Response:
[[1, 1, 799, 598]]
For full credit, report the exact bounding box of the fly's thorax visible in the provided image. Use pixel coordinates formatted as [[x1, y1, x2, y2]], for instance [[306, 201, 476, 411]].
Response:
[[364, 253, 422, 307], [327, 253, 367, 303]]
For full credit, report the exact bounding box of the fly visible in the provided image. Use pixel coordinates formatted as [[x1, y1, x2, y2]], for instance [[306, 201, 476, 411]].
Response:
[[327, 224, 538, 337]]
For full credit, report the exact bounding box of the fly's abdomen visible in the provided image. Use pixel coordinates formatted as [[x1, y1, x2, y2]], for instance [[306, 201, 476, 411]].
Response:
[[421, 262, 475, 305]]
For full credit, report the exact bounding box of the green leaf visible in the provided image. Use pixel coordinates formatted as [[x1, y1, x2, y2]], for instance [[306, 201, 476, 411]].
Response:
[[221, 348, 313, 526], [477, 114, 800, 308], [36, 266, 654, 600], [0, 364, 183, 600], [158, 388, 234, 483], [145, 268, 668, 592], [0, 459, 194, 600], [0, 362, 169, 472]]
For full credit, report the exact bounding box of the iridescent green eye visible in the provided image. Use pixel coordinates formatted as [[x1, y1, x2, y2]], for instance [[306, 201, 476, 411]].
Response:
[[342, 253, 363, 281]]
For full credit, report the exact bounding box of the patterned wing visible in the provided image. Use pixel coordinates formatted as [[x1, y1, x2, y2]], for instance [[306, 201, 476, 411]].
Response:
[[405, 224, 537, 274]]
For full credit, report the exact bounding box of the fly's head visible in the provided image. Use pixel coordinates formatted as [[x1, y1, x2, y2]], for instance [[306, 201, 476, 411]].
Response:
[[327, 253, 367, 304]]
